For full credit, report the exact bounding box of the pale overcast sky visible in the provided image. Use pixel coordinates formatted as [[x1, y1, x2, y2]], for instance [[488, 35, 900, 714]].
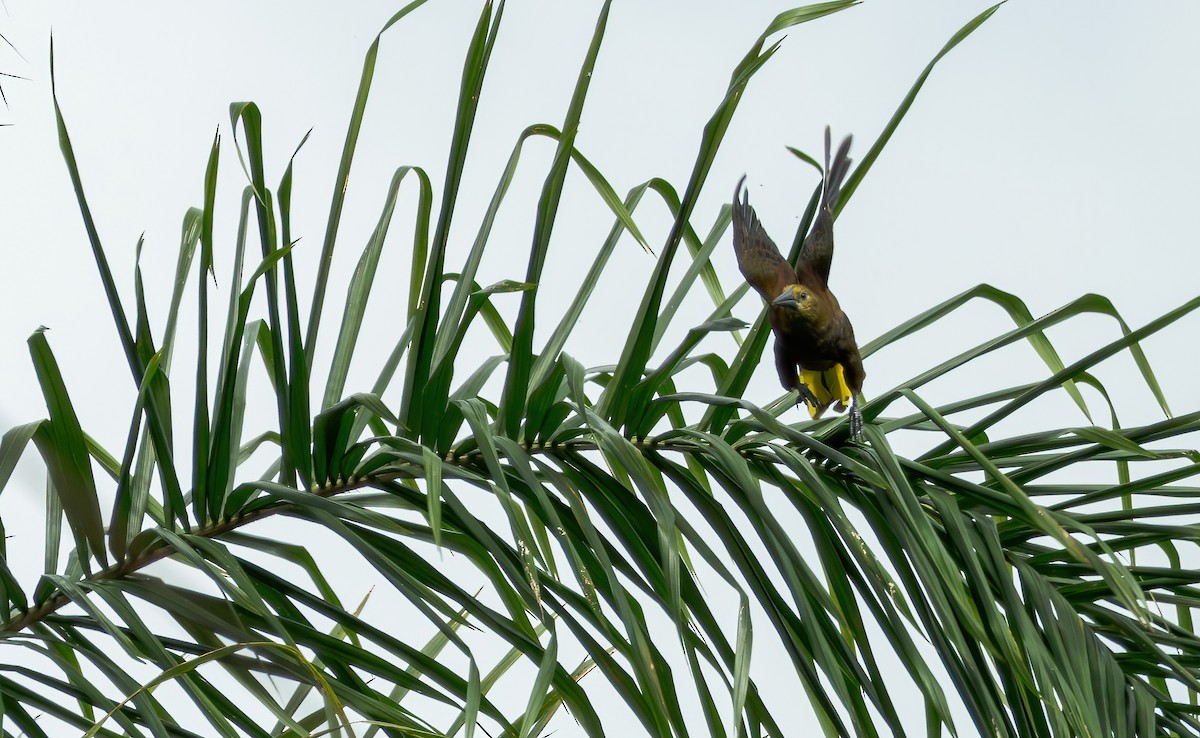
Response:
[[3, 1, 1197, 434], [1, 1, 1198, 734]]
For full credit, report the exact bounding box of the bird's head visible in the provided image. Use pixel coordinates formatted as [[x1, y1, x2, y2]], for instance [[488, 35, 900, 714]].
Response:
[[772, 284, 821, 319]]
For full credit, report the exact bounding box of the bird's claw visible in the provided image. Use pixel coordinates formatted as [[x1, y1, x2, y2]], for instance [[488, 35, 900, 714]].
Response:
[[795, 384, 820, 414], [848, 401, 864, 443]]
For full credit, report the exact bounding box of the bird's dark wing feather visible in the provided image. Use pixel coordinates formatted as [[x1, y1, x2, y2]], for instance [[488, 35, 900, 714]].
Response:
[[733, 176, 795, 302], [797, 127, 853, 285]]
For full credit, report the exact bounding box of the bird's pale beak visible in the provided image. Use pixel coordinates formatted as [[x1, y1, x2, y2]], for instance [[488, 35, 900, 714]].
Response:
[[772, 290, 798, 308]]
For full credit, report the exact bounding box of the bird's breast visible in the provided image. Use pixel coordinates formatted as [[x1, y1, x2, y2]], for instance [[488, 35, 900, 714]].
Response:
[[770, 305, 847, 369]]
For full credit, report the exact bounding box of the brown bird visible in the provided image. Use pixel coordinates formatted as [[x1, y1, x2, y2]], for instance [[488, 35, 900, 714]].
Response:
[[733, 128, 865, 440]]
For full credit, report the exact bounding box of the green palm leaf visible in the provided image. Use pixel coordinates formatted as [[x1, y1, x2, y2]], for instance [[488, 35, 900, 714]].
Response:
[[2, 3, 1196, 738]]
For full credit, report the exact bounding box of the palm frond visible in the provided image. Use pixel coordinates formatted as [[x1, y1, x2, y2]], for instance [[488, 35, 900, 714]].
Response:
[[2, 3, 1197, 738]]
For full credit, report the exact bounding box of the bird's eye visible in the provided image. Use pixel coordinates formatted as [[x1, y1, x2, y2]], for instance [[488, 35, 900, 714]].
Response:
[[799, 291, 809, 301]]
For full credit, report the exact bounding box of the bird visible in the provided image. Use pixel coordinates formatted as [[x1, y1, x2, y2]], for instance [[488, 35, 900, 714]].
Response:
[[732, 127, 865, 441]]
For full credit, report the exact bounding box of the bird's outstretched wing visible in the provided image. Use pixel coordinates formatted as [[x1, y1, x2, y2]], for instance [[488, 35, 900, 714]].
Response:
[[797, 127, 853, 284], [733, 176, 795, 302]]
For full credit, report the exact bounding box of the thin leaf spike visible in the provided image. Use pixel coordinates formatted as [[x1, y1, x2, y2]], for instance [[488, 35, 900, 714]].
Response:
[[402, 0, 500, 438], [498, 0, 611, 440], [28, 329, 108, 569], [51, 38, 188, 530], [307, 0, 437, 372], [229, 102, 294, 487]]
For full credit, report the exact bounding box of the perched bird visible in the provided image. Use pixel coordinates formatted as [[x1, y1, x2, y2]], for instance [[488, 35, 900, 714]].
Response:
[[732, 127, 865, 440]]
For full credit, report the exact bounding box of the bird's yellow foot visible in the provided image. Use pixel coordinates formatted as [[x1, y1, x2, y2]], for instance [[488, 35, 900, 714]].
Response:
[[818, 364, 853, 412], [831, 364, 853, 408], [795, 382, 822, 418], [803, 366, 855, 418], [799, 369, 832, 419]]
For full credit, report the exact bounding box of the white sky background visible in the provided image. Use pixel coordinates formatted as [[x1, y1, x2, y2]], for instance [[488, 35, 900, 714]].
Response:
[[0, 0, 1196, 433], [1, 0, 1200, 735]]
